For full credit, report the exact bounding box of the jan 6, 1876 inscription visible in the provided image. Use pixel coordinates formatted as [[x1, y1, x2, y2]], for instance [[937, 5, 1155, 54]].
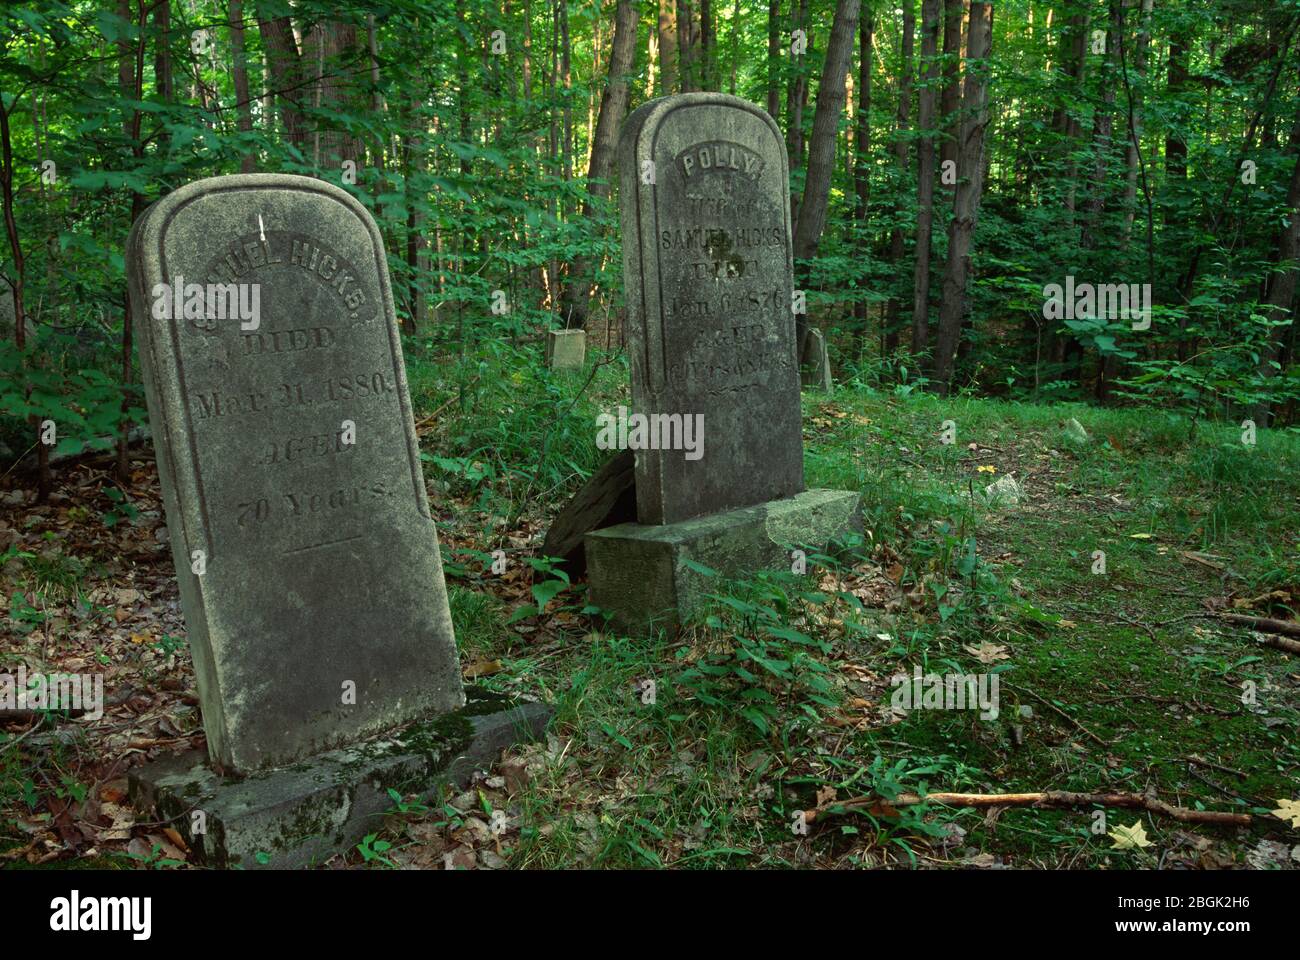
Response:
[[127, 174, 463, 773], [618, 93, 805, 525]]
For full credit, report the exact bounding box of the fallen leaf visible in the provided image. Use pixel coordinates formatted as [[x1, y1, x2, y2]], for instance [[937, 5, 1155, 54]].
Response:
[[963, 642, 1010, 664], [1109, 821, 1153, 850], [463, 658, 504, 679], [1271, 797, 1300, 828]]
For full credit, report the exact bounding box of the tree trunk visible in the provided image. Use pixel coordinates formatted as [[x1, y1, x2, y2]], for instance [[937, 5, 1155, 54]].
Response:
[[883, 1, 915, 355], [677, 0, 698, 92], [558, 0, 640, 330], [766, 0, 781, 118], [0, 89, 47, 499], [117, 0, 147, 483], [1256, 101, 1300, 426], [932, 1, 993, 394], [405, 95, 428, 334], [304, 20, 362, 172], [937, 0, 961, 198], [154, 0, 173, 100], [851, 10, 873, 341], [659, 0, 679, 95], [255, 5, 307, 150], [700, 0, 713, 90], [792, 0, 860, 358], [786, 0, 810, 225], [230, 0, 256, 173], [911, 0, 940, 358]]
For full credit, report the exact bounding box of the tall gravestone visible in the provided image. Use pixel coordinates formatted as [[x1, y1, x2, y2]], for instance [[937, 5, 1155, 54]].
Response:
[[126, 174, 547, 866], [584, 94, 861, 634]]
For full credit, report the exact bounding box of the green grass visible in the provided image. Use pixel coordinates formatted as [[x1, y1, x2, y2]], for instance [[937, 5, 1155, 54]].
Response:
[[414, 381, 1300, 869], [5, 359, 1297, 869]]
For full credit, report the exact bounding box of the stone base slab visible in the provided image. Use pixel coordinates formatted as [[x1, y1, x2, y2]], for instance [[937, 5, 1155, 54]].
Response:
[[546, 329, 586, 370], [128, 688, 550, 869], [585, 488, 862, 635]]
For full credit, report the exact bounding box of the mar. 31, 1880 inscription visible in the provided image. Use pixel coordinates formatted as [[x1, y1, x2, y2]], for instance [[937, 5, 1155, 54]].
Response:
[[127, 174, 463, 774]]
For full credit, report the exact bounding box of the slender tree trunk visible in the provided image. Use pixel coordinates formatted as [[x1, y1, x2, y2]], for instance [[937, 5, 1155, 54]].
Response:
[[766, 0, 781, 118], [117, 0, 148, 483], [230, 0, 256, 173], [678, 0, 697, 92], [937, 0, 961, 199], [700, 0, 713, 90], [1100, 0, 1153, 401], [792, 0, 861, 357], [851, 10, 873, 345], [932, 1, 993, 394], [154, 0, 173, 99], [659, 0, 679, 95], [0, 92, 47, 498], [1256, 101, 1300, 426], [404, 99, 428, 334], [787, 0, 810, 226], [255, 5, 307, 149], [729, 0, 741, 94], [561, 0, 572, 186], [558, 0, 639, 330], [911, 0, 940, 358], [883, 1, 915, 355]]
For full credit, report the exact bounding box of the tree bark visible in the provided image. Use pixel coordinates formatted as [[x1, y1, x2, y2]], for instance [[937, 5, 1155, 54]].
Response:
[[766, 0, 781, 118], [791, 0, 860, 359], [230, 0, 256, 173], [932, 1, 993, 393], [786, 0, 810, 225], [255, 5, 307, 150], [937, 0, 961, 198], [883, 1, 915, 355], [153, 0, 173, 100], [1255, 101, 1300, 425], [851, 10, 873, 341], [558, 0, 640, 330], [659, 0, 679, 95], [911, 0, 940, 358]]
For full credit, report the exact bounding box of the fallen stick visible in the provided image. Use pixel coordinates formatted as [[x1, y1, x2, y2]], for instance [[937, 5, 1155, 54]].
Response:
[[1217, 613, 1300, 652], [805, 790, 1252, 827]]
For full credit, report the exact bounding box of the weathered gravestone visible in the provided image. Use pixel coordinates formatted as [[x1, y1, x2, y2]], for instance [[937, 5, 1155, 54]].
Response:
[[547, 328, 586, 370], [125, 174, 547, 867], [584, 94, 861, 634], [801, 327, 834, 392]]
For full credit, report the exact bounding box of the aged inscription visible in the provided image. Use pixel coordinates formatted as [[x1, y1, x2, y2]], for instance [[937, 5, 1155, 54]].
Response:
[[128, 175, 463, 773], [618, 94, 804, 524]]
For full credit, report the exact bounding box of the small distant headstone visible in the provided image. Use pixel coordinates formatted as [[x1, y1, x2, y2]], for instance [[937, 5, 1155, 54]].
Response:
[[547, 328, 586, 370], [0, 283, 15, 340], [983, 473, 1026, 508], [801, 327, 833, 392]]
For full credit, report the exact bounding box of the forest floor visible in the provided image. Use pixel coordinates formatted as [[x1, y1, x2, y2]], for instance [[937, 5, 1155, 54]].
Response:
[[3, 349, 1299, 869]]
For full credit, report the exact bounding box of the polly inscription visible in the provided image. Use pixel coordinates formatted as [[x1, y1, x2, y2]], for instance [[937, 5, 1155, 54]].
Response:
[[618, 93, 804, 525]]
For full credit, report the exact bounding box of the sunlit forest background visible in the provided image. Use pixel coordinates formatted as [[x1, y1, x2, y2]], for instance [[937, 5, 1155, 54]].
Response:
[[3, 0, 1300, 491]]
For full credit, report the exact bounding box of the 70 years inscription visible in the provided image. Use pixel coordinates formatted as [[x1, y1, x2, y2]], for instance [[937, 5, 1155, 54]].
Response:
[[128, 175, 462, 773], [618, 94, 805, 525]]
